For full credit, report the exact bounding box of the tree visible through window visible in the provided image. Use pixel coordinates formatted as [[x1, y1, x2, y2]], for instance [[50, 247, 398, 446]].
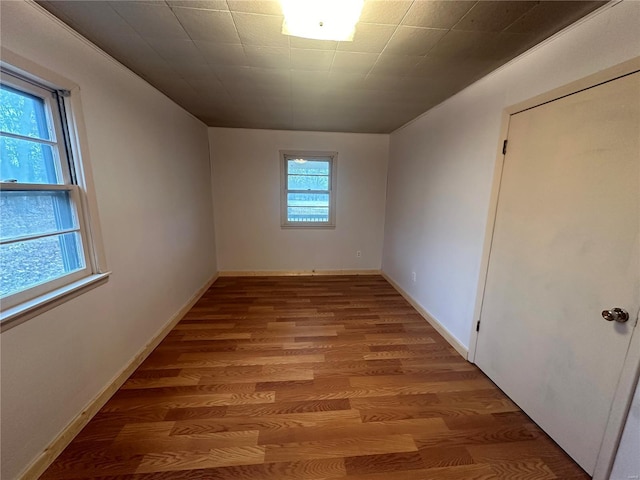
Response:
[[281, 151, 337, 228], [0, 71, 90, 311]]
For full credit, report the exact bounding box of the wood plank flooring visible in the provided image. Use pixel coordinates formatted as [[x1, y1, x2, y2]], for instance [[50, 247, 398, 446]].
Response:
[[40, 275, 589, 479]]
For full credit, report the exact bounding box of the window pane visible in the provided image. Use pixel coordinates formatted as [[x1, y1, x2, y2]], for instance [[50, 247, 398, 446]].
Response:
[[0, 84, 51, 140], [287, 159, 330, 175], [0, 232, 85, 297], [0, 136, 60, 183], [288, 174, 329, 191], [287, 206, 329, 223], [0, 190, 77, 240], [287, 192, 329, 206], [287, 193, 329, 222]]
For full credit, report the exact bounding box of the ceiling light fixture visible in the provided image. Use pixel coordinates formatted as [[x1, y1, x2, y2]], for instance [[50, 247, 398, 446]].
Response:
[[280, 0, 364, 42], [293, 158, 307, 164]]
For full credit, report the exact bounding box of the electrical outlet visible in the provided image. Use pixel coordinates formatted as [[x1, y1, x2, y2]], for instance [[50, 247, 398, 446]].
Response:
[[411, 271, 416, 283], [356, 250, 362, 258]]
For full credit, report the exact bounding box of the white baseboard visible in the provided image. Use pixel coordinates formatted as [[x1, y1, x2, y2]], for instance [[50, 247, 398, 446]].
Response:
[[18, 273, 219, 480], [381, 272, 468, 359], [219, 269, 381, 277]]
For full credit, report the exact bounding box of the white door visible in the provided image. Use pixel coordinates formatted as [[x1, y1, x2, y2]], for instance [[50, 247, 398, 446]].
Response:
[[475, 71, 640, 474]]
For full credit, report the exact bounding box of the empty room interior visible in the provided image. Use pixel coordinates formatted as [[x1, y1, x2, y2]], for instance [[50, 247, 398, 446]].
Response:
[[1, 1, 639, 479]]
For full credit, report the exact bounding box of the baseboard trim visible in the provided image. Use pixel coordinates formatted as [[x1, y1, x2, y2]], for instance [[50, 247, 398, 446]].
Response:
[[381, 272, 468, 359], [219, 269, 381, 277], [18, 273, 219, 480]]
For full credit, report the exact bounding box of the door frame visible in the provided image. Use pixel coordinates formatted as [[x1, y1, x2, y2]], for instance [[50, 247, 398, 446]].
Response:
[[467, 57, 640, 479]]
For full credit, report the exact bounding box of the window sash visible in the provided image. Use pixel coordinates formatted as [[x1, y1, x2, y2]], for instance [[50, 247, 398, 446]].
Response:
[[0, 72, 72, 185], [0, 70, 92, 311], [0, 183, 92, 309], [0, 82, 52, 141], [0, 183, 81, 244], [281, 151, 337, 228], [287, 189, 330, 194], [0, 131, 58, 146]]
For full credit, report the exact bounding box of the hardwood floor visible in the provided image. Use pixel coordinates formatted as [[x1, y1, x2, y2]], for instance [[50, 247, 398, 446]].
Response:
[[40, 275, 589, 479]]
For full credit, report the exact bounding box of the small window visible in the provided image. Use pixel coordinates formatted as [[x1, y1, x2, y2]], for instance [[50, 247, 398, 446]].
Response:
[[1, 68, 98, 317], [280, 150, 337, 228]]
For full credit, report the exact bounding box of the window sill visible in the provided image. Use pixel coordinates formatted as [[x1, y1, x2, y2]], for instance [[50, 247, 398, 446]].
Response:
[[0, 272, 111, 332], [281, 224, 336, 229]]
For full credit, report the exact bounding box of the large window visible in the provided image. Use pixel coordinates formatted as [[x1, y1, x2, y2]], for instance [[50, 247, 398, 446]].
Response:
[[280, 151, 337, 228], [1, 68, 100, 322]]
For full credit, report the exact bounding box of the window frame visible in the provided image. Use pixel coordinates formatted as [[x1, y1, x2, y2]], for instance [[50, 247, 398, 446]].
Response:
[[0, 76, 71, 183], [1, 184, 92, 309], [0, 59, 109, 331], [280, 150, 337, 229]]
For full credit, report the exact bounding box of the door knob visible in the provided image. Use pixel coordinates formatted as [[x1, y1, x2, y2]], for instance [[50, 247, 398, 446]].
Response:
[[601, 308, 629, 323]]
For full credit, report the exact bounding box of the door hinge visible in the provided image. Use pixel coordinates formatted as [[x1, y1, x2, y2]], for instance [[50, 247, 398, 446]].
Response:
[[476, 320, 481, 332], [502, 139, 508, 155]]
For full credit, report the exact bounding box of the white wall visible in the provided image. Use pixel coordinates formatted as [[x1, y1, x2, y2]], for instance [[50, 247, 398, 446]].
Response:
[[210, 128, 388, 272], [0, 3, 217, 479], [382, 0, 640, 349], [382, 1, 640, 474], [611, 381, 640, 479]]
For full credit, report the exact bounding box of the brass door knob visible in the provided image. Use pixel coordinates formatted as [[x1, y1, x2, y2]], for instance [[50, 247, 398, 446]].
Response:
[[601, 308, 629, 323]]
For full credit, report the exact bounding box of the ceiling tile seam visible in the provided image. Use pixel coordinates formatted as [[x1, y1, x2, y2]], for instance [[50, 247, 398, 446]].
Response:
[[29, 2, 149, 81], [229, 10, 286, 67], [104, 1, 182, 76], [386, 0, 478, 79], [448, 1, 480, 32], [225, 0, 244, 53], [41, 0, 605, 133], [326, 43, 341, 80], [454, 0, 617, 98], [233, 7, 290, 115], [285, 28, 293, 129], [363, 0, 416, 80], [284, 22, 297, 130], [500, 2, 542, 34], [388, 1, 609, 137], [414, 27, 450, 62], [107, 0, 199, 90], [167, 5, 229, 13], [287, 67, 294, 130], [448, 2, 540, 34], [113, 1, 190, 44], [163, 0, 235, 106], [34, 2, 207, 126], [248, 66, 277, 112], [227, 11, 285, 20], [395, 0, 482, 75], [288, 33, 337, 127], [185, 0, 252, 108]]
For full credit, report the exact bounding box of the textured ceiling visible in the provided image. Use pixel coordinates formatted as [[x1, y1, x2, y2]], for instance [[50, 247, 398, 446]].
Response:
[[37, 0, 606, 133]]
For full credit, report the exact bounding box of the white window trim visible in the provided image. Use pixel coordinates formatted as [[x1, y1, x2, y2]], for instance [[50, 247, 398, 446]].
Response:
[[280, 150, 337, 229], [0, 273, 109, 332], [0, 49, 110, 332]]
